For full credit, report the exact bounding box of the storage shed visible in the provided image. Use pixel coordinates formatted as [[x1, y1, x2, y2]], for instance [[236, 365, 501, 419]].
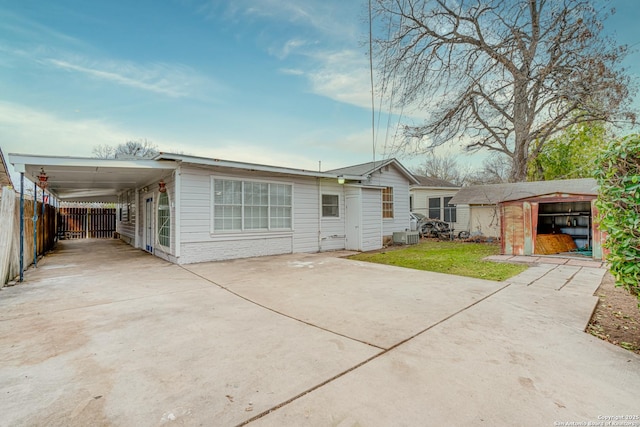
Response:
[[450, 179, 604, 259]]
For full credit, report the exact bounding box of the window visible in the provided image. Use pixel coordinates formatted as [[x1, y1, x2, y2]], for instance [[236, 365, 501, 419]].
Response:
[[382, 187, 394, 218], [244, 182, 269, 229], [213, 180, 242, 231], [270, 184, 292, 229], [444, 196, 457, 223], [429, 198, 441, 219], [322, 194, 339, 217], [121, 191, 131, 222], [157, 191, 170, 248], [213, 179, 292, 232]]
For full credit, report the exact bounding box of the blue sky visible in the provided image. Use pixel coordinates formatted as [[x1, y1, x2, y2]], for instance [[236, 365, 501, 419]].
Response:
[[2, 0, 640, 179]]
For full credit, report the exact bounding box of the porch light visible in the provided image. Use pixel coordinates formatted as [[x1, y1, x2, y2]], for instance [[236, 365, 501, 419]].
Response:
[[158, 179, 167, 193], [338, 176, 345, 185], [37, 168, 48, 189]]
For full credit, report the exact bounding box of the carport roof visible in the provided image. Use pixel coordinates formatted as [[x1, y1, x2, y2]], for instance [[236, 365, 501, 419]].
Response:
[[8, 154, 177, 203]]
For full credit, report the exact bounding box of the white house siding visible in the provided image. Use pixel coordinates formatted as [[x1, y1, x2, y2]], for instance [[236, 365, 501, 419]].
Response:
[[365, 164, 411, 237], [361, 187, 383, 251], [116, 189, 137, 246], [177, 166, 329, 264], [319, 180, 346, 252], [410, 188, 467, 233]]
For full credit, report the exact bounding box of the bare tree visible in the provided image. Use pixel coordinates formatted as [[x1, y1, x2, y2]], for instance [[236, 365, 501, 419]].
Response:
[[415, 153, 473, 186], [115, 139, 159, 159], [467, 153, 512, 184], [373, 0, 635, 181], [92, 139, 159, 159], [92, 144, 116, 159]]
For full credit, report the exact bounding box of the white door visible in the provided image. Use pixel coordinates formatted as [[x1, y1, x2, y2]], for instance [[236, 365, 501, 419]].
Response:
[[145, 197, 153, 253], [345, 194, 361, 250]]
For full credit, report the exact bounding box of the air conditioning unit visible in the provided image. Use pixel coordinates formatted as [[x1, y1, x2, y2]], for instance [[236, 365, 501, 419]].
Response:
[[393, 231, 420, 245]]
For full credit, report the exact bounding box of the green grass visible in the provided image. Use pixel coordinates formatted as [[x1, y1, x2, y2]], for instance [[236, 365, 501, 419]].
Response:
[[348, 241, 528, 281]]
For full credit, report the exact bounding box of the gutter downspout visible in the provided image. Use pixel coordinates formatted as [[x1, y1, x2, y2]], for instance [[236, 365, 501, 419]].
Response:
[[317, 178, 322, 252], [33, 181, 37, 268], [19, 173, 24, 282], [174, 167, 181, 259]]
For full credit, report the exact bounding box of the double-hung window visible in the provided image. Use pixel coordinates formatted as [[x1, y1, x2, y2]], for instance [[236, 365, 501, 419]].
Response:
[[322, 194, 339, 217], [213, 179, 292, 232], [382, 187, 394, 218], [429, 197, 441, 219], [444, 196, 457, 223]]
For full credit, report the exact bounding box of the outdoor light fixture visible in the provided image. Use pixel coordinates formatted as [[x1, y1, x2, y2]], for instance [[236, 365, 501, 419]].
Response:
[[37, 168, 48, 189], [338, 176, 345, 184], [158, 179, 167, 193]]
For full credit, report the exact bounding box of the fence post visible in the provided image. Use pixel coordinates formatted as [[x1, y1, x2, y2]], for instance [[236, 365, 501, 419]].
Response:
[[19, 173, 24, 282], [0, 187, 16, 285]]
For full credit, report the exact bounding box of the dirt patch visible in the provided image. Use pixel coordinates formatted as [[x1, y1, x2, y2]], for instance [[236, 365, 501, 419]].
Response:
[[588, 272, 640, 354]]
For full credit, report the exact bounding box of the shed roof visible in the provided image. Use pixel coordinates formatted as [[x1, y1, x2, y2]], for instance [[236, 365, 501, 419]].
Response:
[[449, 178, 598, 205], [327, 159, 420, 185], [412, 175, 458, 188]]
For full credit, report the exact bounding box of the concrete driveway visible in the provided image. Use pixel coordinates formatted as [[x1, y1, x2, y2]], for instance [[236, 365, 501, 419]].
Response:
[[0, 239, 638, 426]]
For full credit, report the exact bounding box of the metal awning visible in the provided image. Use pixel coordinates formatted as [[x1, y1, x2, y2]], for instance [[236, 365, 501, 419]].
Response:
[[8, 154, 178, 203]]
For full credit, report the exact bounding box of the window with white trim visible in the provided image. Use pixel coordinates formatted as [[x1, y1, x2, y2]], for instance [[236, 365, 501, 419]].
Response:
[[322, 194, 339, 217], [213, 179, 292, 231], [157, 191, 170, 247], [382, 187, 394, 218], [429, 197, 441, 219], [444, 196, 457, 222]]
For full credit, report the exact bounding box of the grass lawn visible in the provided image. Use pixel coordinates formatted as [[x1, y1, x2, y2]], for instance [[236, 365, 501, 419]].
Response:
[[348, 240, 528, 281]]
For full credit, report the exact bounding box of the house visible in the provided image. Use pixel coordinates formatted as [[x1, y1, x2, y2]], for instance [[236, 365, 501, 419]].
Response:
[[409, 175, 468, 235], [9, 153, 419, 264], [450, 178, 604, 259]]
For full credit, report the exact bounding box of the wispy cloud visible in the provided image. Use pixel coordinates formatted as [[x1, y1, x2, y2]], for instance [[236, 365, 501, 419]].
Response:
[[305, 49, 373, 109], [268, 38, 310, 59], [0, 10, 86, 49], [46, 58, 202, 98], [0, 101, 133, 157]]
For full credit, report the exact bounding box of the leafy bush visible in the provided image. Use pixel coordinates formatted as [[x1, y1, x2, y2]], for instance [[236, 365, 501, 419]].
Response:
[[595, 134, 640, 304]]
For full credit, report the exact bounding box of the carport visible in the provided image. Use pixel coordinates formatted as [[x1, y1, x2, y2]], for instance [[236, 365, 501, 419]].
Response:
[[8, 153, 177, 280]]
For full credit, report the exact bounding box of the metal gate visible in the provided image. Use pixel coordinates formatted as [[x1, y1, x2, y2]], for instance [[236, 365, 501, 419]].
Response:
[[58, 207, 116, 239]]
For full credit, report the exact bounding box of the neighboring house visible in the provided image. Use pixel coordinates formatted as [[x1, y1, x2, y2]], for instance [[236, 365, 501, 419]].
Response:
[[409, 175, 468, 234], [449, 183, 502, 238], [450, 178, 604, 259], [9, 153, 418, 264]]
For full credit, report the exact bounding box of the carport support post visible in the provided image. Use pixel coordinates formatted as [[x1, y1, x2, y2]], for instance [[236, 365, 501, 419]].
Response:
[[33, 180, 38, 268], [19, 173, 24, 282], [42, 189, 45, 239]]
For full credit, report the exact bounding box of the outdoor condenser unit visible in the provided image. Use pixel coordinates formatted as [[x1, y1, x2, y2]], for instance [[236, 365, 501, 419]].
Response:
[[392, 231, 420, 245]]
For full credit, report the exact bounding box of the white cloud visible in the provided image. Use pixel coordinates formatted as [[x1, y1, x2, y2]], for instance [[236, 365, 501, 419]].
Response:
[[304, 49, 373, 109], [269, 38, 309, 59], [45, 57, 214, 99], [0, 101, 133, 157]]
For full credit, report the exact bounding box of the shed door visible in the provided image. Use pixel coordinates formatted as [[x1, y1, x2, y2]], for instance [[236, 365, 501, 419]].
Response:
[[345, 194, 361, 251], [144, 197, 154, 253]]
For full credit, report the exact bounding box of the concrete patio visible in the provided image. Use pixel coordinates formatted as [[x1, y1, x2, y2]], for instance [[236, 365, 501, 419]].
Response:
[[0, 239, 638, 426]]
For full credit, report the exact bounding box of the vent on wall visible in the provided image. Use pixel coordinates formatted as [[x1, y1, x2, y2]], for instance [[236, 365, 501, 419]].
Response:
[[392, 231, 420, 245]]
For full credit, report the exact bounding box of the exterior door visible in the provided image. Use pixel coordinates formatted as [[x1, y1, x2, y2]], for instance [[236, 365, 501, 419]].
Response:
[[345, 194, 361, 250], [145, 197, 153, 253]]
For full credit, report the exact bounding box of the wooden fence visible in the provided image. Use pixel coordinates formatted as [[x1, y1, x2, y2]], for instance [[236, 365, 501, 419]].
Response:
[[58, 207, 116, 239], [0, 187, 57, 284]]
